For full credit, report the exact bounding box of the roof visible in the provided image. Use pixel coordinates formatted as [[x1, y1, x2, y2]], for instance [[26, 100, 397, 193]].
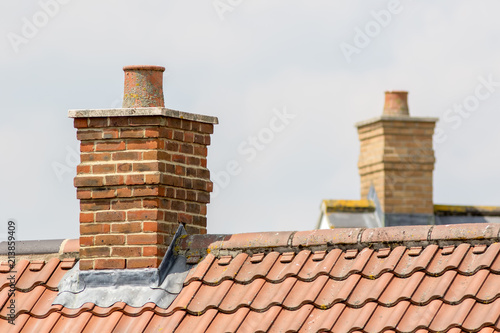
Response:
[[2, 223, 500, 332], [319, 200, 500, 229]]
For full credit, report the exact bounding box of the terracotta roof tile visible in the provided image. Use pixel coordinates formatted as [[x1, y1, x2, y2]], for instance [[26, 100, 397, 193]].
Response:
[[299, 303, 345, 333], [297, 248, 342, 281], [218, 278, 265, 312], [203, 253, 247, 284], [235, 251, 279, 283], [206, 307, 250, 333], [236, 305, 282, 333], [379, 271, 425, 306], [251, 277, 297, 311], [282, 275, 329, 309], [2, 223, 500, 332], [394, 244, 438, 276]]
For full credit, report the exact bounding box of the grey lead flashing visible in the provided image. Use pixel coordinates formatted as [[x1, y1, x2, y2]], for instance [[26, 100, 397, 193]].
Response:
[[68, 107, 219, 124], [53, 225, 193, 309], [0, 239, 65, 255]]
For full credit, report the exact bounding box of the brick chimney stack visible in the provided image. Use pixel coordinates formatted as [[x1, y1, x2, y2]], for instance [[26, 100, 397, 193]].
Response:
[[69, 66, 218, 270], [356, 91, 438, 225]]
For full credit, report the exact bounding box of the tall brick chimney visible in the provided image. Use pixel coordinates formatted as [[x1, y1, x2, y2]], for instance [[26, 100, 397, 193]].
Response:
[[69, 65, 218, 270], [356, 91, 438, 225]]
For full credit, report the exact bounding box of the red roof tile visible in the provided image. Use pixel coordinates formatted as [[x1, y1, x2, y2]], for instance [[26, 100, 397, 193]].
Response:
[[2, 223, 500, 332]]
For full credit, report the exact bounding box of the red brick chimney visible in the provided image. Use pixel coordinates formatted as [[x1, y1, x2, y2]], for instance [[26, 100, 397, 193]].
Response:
[[69, 66, 218, 270], [356, 91, 438, 224]]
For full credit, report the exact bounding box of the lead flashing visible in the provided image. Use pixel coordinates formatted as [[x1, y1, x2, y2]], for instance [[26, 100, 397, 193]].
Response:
[[68, 107, 219, 124]]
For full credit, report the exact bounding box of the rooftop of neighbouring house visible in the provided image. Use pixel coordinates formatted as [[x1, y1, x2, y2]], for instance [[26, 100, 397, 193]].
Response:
[[318, 199, 500, 230], [1, 223, 500, 332]]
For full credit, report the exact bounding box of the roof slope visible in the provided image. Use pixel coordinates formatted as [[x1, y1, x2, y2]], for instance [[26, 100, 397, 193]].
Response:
[[1, 224, 500, 332]]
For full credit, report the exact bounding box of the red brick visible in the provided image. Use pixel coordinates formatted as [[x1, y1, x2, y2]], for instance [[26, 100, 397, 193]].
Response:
[[95, 258, 126, 269], [92, 188, 116, 199], [117, 187, 132, 197], [126, 257, 161, 269], [143, 221, 159, 232], [111, 199, 143, 210], [142, 150, 159, 160], [145, 173, 161, 184], [180, 144, 193, 154], [74, 118, 88, 128], [77, 189, 92, 200], [80, 236, 94, 247], [80, 246, 110, 258], [113, 151, 141, 161], [88, 118, 108, 128], [133, 186, 159, 197], [127, 233, 162, 245], [127, 139, 159, 150], [173, 130, 183, 141], [81, 152, 111, 162], [77, 130, 102, 140], [80, 200, 110, 211], [166, 118, 182, 129], [80, 142, 94, 152], [105, 175, 124, 186], [111, 246, 141, 257], [145, 128, 160, 138], [77, 165, 91, 174], [102, 129, 119, 139], [95, 141, 126, 152], [80, 212, 94, 223], [120, 128, 145, 138], [79, 259, 94, 270], [184, 132, 194, 143], [129, 116, 164, 126], [95, 211, 126, 222], [128, 210, 159, 221], [111, 222, 142, 233], [180, 120, 192, 130], [95, 234, 125, 245], [194, 146, 207, 157], [178, 213, 193, 224], [172, 154, 185, 163], [117, 163, 132, 172], [143, 199, 160, 209], [133, 162, 159, 172], [75, 176, 104, 187], [109, 117, 128, 127], [126, 174, 144, 185], [92, 164, 116, 174], [142, 246, 164, 257], [200, 123, 213, 134], [80, 223, 110, 235]]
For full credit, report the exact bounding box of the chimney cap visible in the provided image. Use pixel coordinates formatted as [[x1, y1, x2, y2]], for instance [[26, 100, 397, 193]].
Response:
[[383, 91, 409, 116], [123, 65, 165, 108], [123, 65, 165, 72]]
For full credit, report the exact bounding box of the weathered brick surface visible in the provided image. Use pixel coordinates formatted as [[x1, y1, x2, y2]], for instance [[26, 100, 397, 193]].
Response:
[[74, 115, 214, 270], [357, 119, 436, 215]]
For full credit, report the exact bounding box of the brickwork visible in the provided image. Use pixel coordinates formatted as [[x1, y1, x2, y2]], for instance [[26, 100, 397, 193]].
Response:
[[357, 118, 436, 215], [73, 115, 214, 270]]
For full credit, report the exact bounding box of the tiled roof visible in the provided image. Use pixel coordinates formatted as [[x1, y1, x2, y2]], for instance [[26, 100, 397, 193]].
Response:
[[2, 224, 500, 332]]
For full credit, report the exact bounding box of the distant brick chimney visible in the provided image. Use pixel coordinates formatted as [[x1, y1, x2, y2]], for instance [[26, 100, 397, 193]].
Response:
[[356, 91, 438, 225], [69, 65, 218, 270]]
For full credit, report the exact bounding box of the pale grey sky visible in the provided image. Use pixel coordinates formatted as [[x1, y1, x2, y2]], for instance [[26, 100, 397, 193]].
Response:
[[1, 0, 499, 240]]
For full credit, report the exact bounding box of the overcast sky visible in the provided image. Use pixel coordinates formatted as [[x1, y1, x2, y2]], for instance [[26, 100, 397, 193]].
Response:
[[1, 0, 500, 240]]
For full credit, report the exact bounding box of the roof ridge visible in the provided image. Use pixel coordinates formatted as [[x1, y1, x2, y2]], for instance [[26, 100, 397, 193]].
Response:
[[176, 223, 500, 257]]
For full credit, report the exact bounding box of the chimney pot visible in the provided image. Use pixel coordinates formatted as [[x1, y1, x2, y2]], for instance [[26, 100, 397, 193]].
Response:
[[383, 91, 409, 116], [122, 65, 165, 108]]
